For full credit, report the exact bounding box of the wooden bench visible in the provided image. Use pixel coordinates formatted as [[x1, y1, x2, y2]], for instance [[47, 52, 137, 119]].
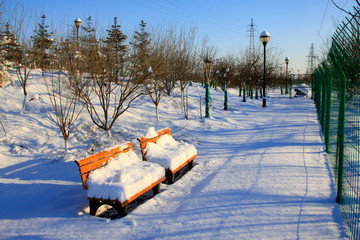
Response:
[[75, 142, 166, 217], [138, 128, 197, 184]]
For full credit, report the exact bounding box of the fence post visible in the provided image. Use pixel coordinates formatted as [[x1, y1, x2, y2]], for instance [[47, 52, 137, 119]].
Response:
[[321, 73, 326, 128], [289, 74, 293, 99], [336, 70, 346, 203], [311, 75, 314, 99], [324, 65, 332, 153]]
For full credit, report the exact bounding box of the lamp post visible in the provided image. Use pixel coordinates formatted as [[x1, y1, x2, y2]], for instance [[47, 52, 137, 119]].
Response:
[[285, 57, 290, 95], [203, 55, 212, 118], [74, 18, 81, 51], [260, 31, 270, 108]]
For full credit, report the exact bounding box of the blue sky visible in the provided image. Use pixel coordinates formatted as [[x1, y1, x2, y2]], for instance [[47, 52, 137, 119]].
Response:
[[22, 0, 354, 74]]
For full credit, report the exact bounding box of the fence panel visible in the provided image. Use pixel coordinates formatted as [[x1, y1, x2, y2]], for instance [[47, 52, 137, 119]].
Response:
[[312, 7, 360, 240]]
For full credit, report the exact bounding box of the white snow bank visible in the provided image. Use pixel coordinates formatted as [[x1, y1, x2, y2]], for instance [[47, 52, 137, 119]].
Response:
[[86, 149, 165, 203], [145, 129, 197, 171]]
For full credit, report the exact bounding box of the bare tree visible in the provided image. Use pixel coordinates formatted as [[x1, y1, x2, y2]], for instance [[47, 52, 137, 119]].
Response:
[[331, 0, 360, 16], [0, 0, 26, 37], [14, 40, 33, 113], [198, 39, 218, 117], [171, 26, 200, 119], [235, 47, 263, 97], [79, 19, 150, 135], [214, 56, 236, 110], [42, 71, 84, 152], [144, 28, 172, 121], [235, 44, 283, 99]]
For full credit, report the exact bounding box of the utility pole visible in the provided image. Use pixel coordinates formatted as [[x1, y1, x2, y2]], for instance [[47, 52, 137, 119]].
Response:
[[248, 18, 256, 58], [306, 43, 317, 74], [247, 18, 257, 98]]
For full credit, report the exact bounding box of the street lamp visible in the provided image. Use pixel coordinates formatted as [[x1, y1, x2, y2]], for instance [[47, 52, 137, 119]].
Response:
[[203, 55, 212, 118], [260, 31, 270, 107], [285, 57, 290, 95], [74, 18, 81, 50]]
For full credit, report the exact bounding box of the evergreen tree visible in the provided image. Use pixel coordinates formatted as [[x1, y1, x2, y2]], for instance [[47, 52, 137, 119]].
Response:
[[81, 16, 96, 42], [131, 20, 151, 74], [104, 17, 127, 79], [0, 22, 21, 65], [31, 14, 53, 76], [80, 16, 98, 74], [0, 22, 18, 86], [57, 37, 78, 74]]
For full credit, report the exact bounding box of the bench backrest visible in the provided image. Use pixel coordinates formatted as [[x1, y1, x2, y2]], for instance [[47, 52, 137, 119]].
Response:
[[138, 128, 172, 161], [75, 142, 134, 190]]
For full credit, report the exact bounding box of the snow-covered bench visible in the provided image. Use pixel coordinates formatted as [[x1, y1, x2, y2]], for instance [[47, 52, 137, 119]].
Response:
[[74, 142, 166, 217], [138, 127, 197, 184]]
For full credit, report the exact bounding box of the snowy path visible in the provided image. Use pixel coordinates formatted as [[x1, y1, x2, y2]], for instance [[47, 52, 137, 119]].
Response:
[[117, 96, 346, 239], [0, 85, 346, 239]]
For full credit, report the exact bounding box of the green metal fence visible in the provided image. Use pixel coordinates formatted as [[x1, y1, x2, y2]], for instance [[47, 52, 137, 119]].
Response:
[[312, 7, 360, 240]]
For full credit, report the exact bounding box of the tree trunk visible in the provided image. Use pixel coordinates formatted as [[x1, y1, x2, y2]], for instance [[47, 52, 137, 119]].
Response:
[[65, 139, 68, 152], [107, 129, 112, 138], [185, 89, 189, 119], [21, 94, 27, 114], [156, 104, 160, 121], [199, 94, 202, 118]]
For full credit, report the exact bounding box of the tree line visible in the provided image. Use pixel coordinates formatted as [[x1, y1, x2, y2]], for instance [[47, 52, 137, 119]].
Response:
[[0, 10, 289, 151]]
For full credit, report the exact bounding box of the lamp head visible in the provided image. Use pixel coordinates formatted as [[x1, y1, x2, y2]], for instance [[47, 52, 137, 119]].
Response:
[[260, 31, 270, 46], [285, 57, 290, 64], [75, 18, 82, 28]]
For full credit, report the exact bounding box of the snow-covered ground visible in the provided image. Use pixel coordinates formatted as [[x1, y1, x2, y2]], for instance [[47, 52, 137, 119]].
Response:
[[0, 71, 347, 239]]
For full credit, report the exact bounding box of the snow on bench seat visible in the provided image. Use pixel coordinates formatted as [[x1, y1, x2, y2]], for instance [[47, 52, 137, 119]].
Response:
[[75, 142, 165, 217], [86, 149, 165, 202], [138, 127, 197, 183]]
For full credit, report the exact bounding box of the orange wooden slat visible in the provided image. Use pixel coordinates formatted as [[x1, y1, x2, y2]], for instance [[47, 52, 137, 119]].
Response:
[[75, 143, 134, 189], [78, 158, 109, 175], [157, 128, 171, 136], [76, 146, 121, 167], [138, 128, 172, 160], [169, 154, 197, 174], [87, 176, 166, 207], [78, 142, 133, 167], [125, 176, 166, 205]]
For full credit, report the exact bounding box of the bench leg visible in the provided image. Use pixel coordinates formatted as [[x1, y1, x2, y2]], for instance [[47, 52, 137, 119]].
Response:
[[152, 183, 161, 195], [113, 203, 128, 217], [166, 170, 175, 184], [188, 160, 194, 170], [89, 200, 102, 216]]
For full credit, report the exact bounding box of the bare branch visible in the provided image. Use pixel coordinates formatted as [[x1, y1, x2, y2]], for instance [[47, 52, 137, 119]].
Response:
[[331, 0, 353, 15]]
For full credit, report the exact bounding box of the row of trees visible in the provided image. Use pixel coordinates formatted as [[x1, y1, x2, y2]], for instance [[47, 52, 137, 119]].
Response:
[[1, 11, 287, 150]]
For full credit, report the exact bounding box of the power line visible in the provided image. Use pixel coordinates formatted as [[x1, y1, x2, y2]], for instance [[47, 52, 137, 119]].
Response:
[[134, 0, 241, 35], [316, 0, 330, 45], [316, 0, 350, 46]]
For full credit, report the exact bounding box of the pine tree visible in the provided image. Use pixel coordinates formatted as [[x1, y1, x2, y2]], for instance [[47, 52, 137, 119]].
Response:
[[131, 20, 151, 74], [80, 16, 98, 74], [81, 16, 96, 42], [1, 23, 21, 64], [31, 14, 53, 76], [104, 17, 127, 79], [0, 23, 14, 86]]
